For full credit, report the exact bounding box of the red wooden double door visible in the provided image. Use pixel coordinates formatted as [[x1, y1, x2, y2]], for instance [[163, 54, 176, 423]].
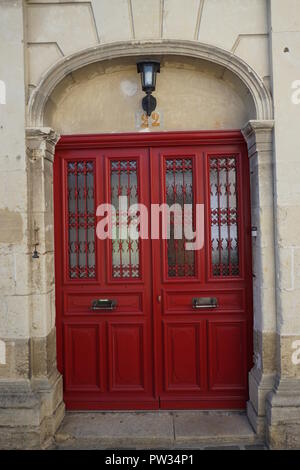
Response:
[[54, 131, 253, 410]]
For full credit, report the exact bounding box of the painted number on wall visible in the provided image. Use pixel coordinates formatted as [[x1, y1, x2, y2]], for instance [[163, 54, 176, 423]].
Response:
[[135, 111, 163, 129]]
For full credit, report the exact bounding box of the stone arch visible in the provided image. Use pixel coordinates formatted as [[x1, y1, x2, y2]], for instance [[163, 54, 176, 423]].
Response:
[[25, 39, 276, 442], [27, 39, 273, 127]]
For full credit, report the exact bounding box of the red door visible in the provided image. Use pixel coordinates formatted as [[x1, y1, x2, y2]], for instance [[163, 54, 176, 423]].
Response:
[[54, 131, 253, 410]]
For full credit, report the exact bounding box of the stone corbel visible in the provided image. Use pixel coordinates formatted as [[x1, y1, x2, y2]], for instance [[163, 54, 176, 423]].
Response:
[[26, 127, 60, 248], [242, 120, 274, 157], [26, 127, 60, 163]]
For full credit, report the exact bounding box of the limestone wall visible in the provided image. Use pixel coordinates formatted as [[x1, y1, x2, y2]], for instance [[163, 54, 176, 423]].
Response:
[[0, 1, 30, 378], [26, 0, 270, 97], [1, 0, 300, 449], [44, 57, 256, 134]]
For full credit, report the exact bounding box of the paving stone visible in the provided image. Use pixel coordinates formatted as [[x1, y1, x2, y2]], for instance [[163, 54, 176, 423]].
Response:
[[174, 411, 257, 446], [244, 445, 266, 450], [56, 411, 174, 449], [204, 446, 241, 450], [55, 411, 264, 450]]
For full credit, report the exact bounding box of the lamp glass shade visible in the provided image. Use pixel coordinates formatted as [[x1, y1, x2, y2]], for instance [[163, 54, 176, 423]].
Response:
[[137, 61, 160, 93], [143, 64, 155, 91]]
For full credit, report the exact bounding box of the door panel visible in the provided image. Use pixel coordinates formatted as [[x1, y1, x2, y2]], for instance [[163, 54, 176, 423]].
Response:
[[64, 292, 144, 316], [151, 143, 252, 409], [208, 319, 247, 391], [163, 289, 244, 314], [108, 322, 146, 391], [55, 132, 252, 410], [64, 322, 104, 391], [163, 321, 207, 392], [55, 146, 156, 409]]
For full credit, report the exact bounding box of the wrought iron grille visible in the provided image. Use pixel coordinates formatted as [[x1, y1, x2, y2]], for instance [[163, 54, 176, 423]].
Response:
[[67, 161, 96, 279], [209, 156, 239, 277], [165, 158, 195, 278], [110, 160, 140, 279]]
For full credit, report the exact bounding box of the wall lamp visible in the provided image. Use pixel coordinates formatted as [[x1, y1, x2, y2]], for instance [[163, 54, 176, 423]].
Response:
[[137, 60, 160, 116]]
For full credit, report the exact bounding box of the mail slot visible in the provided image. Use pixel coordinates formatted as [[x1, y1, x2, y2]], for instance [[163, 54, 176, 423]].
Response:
[[192, 297, 218, 309], [91, 299, 117, 311]]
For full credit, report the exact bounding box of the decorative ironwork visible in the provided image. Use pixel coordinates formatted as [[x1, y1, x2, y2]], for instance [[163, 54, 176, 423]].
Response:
[[67, 161, 95, 279], [165, 158, 195, 278], [209, 157, 239, 277], [111, 160, 140, 279]]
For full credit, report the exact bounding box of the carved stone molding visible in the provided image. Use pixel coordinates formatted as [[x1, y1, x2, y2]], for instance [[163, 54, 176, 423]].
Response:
[[242, 120, 275, 157], [26, 127, 60, 163]]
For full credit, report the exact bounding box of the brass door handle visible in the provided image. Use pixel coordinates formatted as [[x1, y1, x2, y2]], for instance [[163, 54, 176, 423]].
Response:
[[91, 299, 117, 311]]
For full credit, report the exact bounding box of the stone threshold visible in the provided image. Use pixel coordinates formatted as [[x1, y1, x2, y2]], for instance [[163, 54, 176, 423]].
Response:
[[55, 410, 265, 450]]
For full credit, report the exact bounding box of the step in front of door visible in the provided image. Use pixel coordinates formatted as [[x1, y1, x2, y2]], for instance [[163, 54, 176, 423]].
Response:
[[55, 411, 262, 450]]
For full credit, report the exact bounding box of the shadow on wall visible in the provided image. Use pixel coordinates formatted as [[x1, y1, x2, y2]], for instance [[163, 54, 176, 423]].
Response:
[[44, 56, 256, 134]]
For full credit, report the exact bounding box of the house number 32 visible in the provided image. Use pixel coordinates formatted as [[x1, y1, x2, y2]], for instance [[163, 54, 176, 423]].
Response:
[[136, 111, 163, 129]]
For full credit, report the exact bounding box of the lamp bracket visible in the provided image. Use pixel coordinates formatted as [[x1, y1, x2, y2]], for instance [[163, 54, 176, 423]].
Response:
[[142, 94, 156, 117]]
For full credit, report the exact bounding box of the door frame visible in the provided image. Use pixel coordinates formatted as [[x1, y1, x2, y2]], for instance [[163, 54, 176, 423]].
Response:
[[54, 130, 253, 409], [55, 130, 246, 150]]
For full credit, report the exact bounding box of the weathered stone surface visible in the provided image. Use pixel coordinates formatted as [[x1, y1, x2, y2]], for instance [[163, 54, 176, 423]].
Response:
[[0, 372, 64, 449], [278, 335, 300, 378], [25, 0, 270, 88], [253, 330, 277, 374], [55, 411, 261, 450], [131, 0, 161, 39], [0, 209, 23, 244], [163, 0, 200, 40], [27, 2, 98, 56], [242, 121, 277, 441], [244, 444, 266, 450], [204, 446, 241, 450], [44, 57, 255, 134], [266, 376, 300, 449], [174, 412, 257, 446], [199, 0, 268, 50], [56, 411, 174, 449], [31, 328, 57, 378], [248, 367, 275, 420], [91, 0, 131, 43], [247, 400, 266, 436], [0, 295, 31, 339]]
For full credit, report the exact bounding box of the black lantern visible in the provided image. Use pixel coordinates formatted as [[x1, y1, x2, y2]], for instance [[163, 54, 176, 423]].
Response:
[[137, 60, 160, 116]]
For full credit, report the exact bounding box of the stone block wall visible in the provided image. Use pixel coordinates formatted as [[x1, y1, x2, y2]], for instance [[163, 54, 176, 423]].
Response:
[[25, 0, 270, 92], [0, 0, 300, 449]]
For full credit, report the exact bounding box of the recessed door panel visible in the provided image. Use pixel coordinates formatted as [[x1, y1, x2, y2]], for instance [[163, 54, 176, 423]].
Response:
[[163, 289, 244, 314], [64, 292, 144, 315], [108, 322, 145, 391], [163, 321, 207, 392], [208, 320, 247, 391], [64, 323, 104, 391]]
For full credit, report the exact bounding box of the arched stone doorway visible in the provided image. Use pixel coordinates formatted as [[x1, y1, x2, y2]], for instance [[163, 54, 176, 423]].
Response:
[[26, 39, 275, 443]]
